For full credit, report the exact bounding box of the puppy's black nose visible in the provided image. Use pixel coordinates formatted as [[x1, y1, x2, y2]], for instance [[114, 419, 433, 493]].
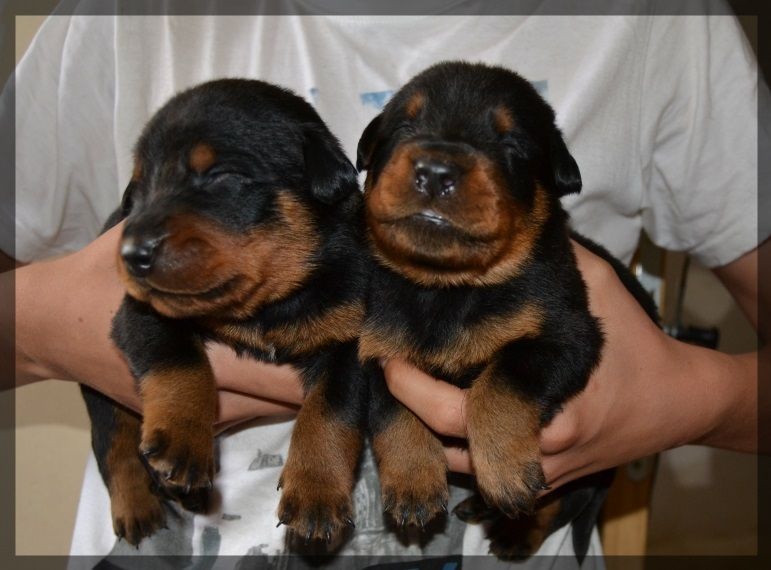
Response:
[[413, 159, 459, 198], [120, 235, 163, 278]]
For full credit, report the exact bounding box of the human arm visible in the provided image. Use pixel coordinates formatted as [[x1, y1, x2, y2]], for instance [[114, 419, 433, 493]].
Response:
[[383, 238, 766, 491], [6, 223, 305, 430]]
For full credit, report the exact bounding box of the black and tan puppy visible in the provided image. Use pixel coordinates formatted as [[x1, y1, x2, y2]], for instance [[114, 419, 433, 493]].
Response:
[[80, 79, 369, 546], [357, 62, 658, 559]]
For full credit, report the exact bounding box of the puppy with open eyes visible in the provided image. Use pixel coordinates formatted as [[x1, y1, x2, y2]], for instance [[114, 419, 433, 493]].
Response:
[[81, 78, 370, 546], [357, 62, 658, 560]]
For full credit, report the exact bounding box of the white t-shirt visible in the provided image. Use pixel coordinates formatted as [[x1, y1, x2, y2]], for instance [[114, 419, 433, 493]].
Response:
[[8, 7, 763, 567]]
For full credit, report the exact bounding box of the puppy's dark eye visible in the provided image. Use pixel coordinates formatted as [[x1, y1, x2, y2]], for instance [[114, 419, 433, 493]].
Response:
[[394, 121, 413, 133], [207, 171, 234, 183], [204, 169, 250, 186]]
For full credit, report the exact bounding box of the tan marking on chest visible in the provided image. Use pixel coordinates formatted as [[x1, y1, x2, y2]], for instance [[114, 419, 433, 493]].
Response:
[[212, 300, 364, 356], [359, 303, 543, 374], [214, 323, 278, 355]]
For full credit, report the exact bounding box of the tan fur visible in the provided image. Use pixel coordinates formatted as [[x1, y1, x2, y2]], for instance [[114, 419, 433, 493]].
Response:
[[493, 105, 516, 133], [405, 91, 426, 118], [139, 360, 217, 488], [360, 303, 543, 375], [106, 406, 165, 545], [131, 157, 143, 182], [118, 192, 319, 319], [365, 142, 551, 287], [465, 365, 543, 515], [212, 300, 364, 358], [372, 406, 448, 525], [189, 142, 216, 173], [277, 379, 363, 541]]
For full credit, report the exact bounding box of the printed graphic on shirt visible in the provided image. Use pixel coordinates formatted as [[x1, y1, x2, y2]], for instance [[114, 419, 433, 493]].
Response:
[[307, 81, 546, 115], [360, 90, 395, 110], [532, 80, 548, 98], [249, 449, 284, 470], [271, 444, 471, 560], [103, 503, 196, 557], [201, 525, 221, 557]]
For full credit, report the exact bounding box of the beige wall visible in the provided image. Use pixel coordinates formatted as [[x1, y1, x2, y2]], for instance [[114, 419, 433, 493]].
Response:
[[12, 14, 759, 556]]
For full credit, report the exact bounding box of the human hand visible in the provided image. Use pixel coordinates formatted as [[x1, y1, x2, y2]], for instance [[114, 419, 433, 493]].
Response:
[[382, 240, 753, 491], [11, 223, 304, 431]]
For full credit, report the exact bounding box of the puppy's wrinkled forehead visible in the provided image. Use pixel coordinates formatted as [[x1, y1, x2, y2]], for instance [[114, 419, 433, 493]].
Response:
[[387, 63, 554, 143], [134, 89, 304, 187]]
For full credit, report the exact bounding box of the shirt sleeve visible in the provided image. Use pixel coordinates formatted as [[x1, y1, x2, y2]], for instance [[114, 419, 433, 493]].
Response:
[[638, 13, 764, 268], [5, 15, 119, 262]]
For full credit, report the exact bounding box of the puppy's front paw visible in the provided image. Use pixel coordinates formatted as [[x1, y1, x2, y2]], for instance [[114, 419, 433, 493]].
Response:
[[475, 457, 546, 518], [277, 468, 355, 544], [372, 408, 449, 529], [140, 421, 215, 496], [108, 456, 168, 546], [112, 492, 167, 547], [381, 472, 449, 529], [486, 497, 562, 560], [466, 374, 546, 518]]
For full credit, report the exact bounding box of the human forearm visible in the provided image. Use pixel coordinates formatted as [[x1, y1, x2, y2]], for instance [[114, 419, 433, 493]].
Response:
[[13, 231, 141, 402], [382, 240, 766, 492], [11, 225, 303, 424], [686, 345, 761, 453]]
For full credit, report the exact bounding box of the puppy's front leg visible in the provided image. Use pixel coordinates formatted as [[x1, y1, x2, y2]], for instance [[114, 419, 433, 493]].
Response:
[[277, 344, 365, 544], [81, 385, 167, 545], [367, 362, 449, 529], [112, 296, 217, 497], [465, 355, 548, 519]]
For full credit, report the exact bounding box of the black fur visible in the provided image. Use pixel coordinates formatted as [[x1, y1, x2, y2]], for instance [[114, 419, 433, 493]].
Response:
[[81, 79, 370, 546], [358, 62, 659, 561]]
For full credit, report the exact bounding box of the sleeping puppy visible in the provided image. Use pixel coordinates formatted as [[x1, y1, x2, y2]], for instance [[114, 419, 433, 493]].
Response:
[[356, 62, 658, 560], [81, 78, 369, 546]]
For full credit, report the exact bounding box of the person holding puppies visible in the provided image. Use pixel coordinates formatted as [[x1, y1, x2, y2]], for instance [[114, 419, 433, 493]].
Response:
[[6, 8, 766, 564]]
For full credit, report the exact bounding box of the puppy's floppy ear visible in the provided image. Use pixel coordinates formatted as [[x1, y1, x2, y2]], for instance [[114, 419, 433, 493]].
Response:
[[550, 127, 582, 197], [101, 180, 137, 231], [356, 114, 383, 172], [119, 180, 138, 218], [303, 127, 359, 205]]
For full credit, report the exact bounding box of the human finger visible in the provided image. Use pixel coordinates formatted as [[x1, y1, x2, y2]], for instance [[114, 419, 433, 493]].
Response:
[[383, 358, 468, 438]]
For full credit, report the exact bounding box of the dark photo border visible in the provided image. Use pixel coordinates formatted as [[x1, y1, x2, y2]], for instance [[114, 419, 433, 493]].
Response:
[[1, 1, 767, 569]]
